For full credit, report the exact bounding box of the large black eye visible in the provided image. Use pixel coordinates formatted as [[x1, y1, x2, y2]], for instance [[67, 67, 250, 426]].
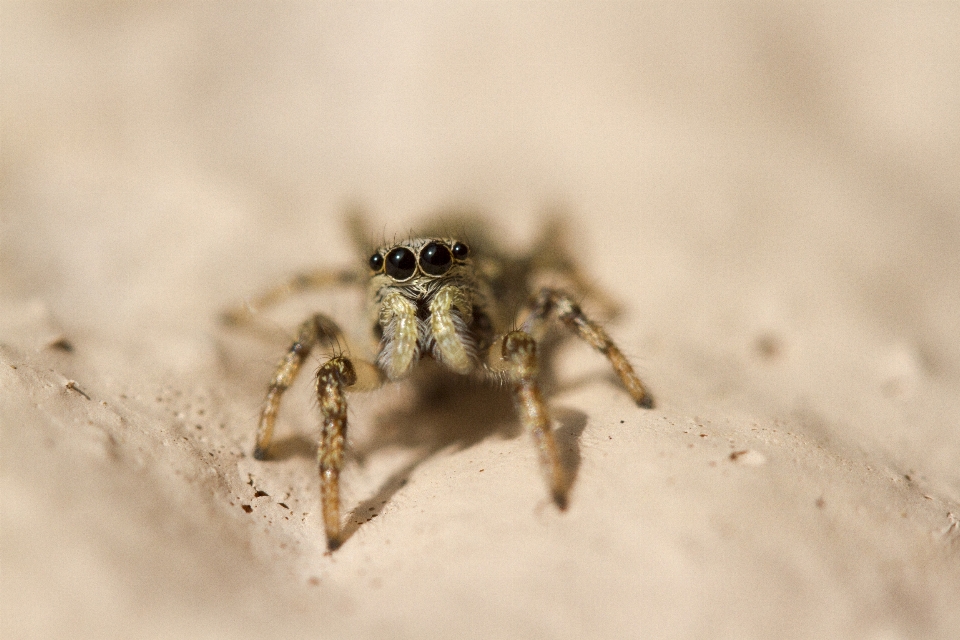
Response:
[[419, 242, 452, 276], [385, 247, 416, 280], [369, 252, 384, 272], [452, 242, 470, 259]]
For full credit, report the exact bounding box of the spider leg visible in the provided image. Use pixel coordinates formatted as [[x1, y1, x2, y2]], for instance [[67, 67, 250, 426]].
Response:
[[529, 216, 623, 317], [315, 355, 367, 550], [221, 268, 361, 327], [253, 314, 344, 460], [496, 330, 569, 509], [254, 312, 382, 550], [521, 288, 654, 408]]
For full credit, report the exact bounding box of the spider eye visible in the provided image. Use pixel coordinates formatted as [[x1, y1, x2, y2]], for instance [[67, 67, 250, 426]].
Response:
[[369, 252, 384, 272], [452, 242, 470, 259], [419, 242, 452, 276], [385, 247, 416, 280]]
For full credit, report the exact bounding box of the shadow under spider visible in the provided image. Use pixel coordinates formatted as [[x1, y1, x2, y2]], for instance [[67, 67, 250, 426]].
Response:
[[338, 367, 588, 545], [263, 345, 592, 548]]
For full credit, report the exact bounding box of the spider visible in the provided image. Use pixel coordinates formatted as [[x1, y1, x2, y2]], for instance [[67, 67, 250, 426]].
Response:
[[223, 215, 653, 550]]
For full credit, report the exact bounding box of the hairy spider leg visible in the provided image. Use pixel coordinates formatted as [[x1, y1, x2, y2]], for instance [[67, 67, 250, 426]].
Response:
[[521, 288, 654, 408], [254, 313, 382, 550], [253, 314, 345, 459], [527, 216, 624, 317], [496, 330, 569, 508], [220, 268, 361, 327], [316, 351, 382, 550], [315, 355, 356, 550]]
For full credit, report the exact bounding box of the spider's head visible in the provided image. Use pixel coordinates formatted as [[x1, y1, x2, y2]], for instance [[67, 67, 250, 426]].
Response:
[[367, 237, 471, 285], [366, 237, 483, 379]]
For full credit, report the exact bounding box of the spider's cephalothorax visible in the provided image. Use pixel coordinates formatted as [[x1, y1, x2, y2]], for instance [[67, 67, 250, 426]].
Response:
[[223, 220, 653, 550]]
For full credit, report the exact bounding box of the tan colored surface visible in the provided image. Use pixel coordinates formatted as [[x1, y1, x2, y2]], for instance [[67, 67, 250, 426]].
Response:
[[3, 3, 960, 639]]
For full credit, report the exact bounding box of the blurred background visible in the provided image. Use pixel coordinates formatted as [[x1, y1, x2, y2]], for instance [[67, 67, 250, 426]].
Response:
[[4, 2, 958, 341]]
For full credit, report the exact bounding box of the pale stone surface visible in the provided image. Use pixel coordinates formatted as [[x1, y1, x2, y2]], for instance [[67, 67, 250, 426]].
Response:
[[3, 3, 960, 639]]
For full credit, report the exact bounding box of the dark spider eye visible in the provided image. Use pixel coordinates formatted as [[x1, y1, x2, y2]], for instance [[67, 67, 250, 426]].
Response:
[[369, 252, 384, 272], [452, 242, 470, 259], [385, 247, 416, 280], [419, 242, 453, 276]]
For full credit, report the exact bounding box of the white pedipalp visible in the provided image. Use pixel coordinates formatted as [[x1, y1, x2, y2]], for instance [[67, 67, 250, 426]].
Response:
[[377, 292, 420, 380], [427, 285, 476, 374]]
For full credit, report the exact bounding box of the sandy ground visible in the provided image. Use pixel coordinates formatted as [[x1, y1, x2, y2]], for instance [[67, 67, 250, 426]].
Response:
[[3, 3, 960, 639]]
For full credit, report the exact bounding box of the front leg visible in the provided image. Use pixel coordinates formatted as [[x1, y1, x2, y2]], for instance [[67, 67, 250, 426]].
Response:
[[315, 356, 355, 550], [313, 353, 384, 550], [499, 331, 568, 509], [521, 288, 654, 408], [254, 314, 343, 460]]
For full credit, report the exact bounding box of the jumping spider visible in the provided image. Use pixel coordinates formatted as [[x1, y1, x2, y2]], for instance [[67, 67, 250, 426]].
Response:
[[223, 216, 653, 550]]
